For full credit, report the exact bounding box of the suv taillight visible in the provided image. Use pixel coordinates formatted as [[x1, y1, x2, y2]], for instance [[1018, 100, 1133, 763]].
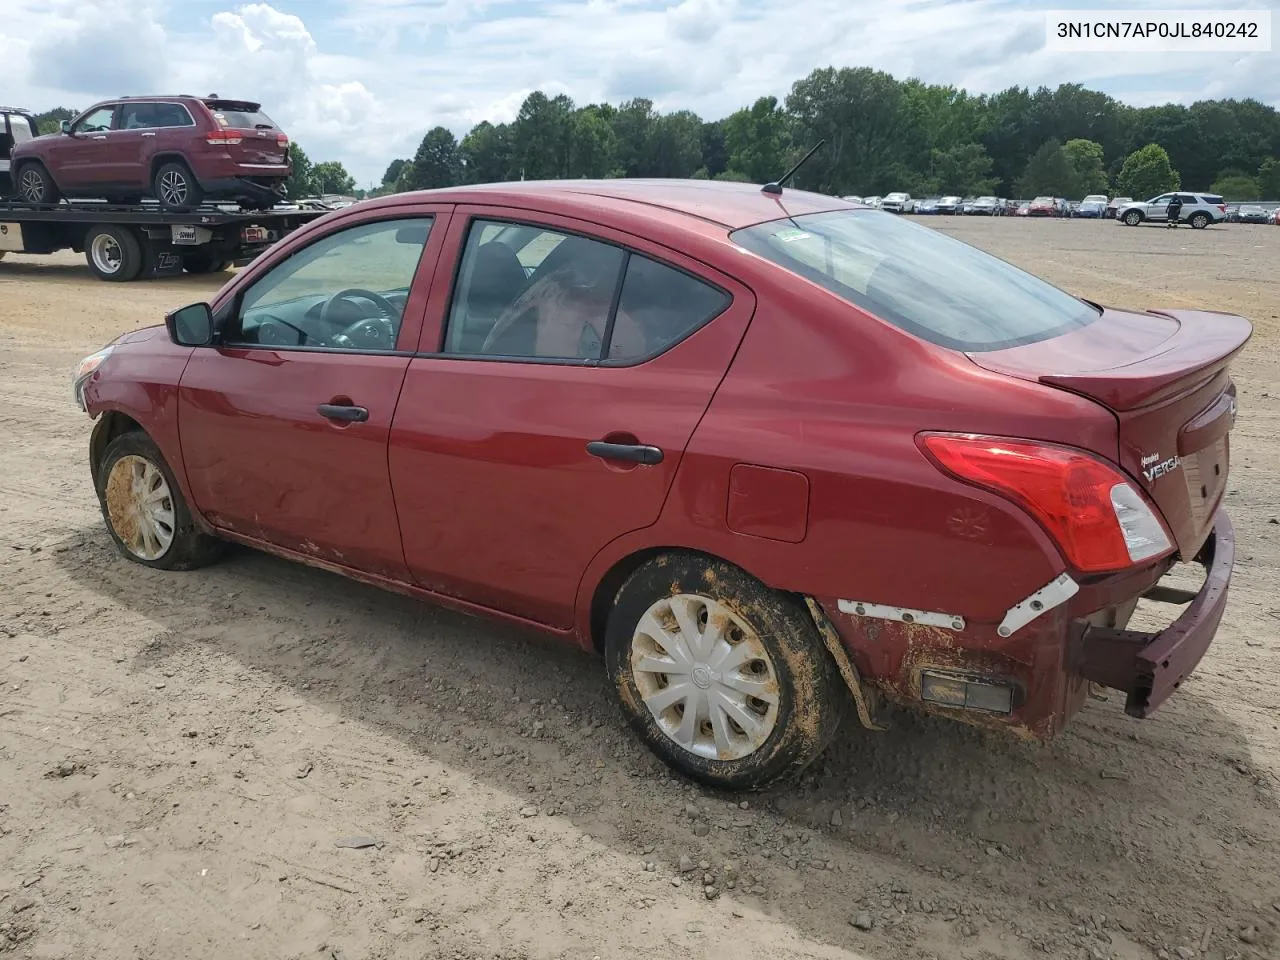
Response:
[[276, 132, 289, 147], [206, 130, 243, 146], [919, 434, 1173, 573]]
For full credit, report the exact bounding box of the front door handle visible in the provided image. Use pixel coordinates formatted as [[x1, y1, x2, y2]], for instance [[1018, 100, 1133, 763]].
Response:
[[141, 132, 156, 137], [317, 403, 368, 423], [91, 135, 107, 140], [586, 440, 664, 465]]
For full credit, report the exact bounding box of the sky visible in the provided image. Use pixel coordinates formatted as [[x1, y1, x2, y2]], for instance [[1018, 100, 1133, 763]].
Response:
[[3, 0, 1277, 186]]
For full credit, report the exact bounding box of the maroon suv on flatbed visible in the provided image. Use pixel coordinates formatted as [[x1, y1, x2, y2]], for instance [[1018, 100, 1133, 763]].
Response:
[[10, 95, 291, 211], [71, 180, 1249, 789]]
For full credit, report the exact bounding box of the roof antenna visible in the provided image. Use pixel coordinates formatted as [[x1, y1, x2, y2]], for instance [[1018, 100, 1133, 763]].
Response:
[[762, 139, 825, 195]]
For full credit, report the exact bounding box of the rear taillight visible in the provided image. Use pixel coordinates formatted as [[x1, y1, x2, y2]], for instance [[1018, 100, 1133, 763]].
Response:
[[206, 130, 243, 146], [920, 434, 1173, 573], [276, 132, 289, 146], [1218, 204, 1227, 214]]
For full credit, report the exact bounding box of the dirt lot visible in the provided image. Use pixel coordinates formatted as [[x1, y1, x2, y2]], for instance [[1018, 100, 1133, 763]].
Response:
[[1, 219, 1278, 960]]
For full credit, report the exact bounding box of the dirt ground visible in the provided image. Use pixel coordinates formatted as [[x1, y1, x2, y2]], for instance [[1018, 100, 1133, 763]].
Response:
[[1, 218, 1278, 960]]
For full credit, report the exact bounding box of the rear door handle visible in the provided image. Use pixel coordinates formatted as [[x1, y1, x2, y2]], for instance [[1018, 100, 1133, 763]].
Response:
[[91, 135, 107, 140], [141, 132, 156, 137], [586, 440, 664, 465], [317, 403, 368, 423]]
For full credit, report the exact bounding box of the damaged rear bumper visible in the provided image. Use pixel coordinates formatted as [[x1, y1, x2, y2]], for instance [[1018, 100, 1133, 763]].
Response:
[[1072, 510, 1234, 718]]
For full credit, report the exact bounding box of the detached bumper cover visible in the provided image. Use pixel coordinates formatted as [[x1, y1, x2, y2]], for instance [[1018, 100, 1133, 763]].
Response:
[[1074, 510, 1233, 718]]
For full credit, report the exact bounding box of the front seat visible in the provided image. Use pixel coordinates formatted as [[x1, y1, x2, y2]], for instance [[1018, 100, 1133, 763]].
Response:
[[456, 241, 527, 353]]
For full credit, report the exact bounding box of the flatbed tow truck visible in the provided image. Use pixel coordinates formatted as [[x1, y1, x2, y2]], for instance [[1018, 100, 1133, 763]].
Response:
[[0, 198, 327, 281]]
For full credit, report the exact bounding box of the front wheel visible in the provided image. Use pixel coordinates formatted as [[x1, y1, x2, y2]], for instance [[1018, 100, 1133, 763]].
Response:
[[153, 161, 204, 212], [1123, 210, 1143, 226], [15, 162, 59, 204], [1189, 212, 1210, 229], [95, 431, 224, 570], [605, 554, 846, 790]]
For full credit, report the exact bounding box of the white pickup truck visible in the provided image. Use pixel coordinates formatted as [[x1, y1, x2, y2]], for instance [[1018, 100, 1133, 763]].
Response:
[[880, 192, 915, 214]]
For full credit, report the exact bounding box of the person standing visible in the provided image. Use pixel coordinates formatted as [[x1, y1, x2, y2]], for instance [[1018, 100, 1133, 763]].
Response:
[[1166, 194, 1183, 227]]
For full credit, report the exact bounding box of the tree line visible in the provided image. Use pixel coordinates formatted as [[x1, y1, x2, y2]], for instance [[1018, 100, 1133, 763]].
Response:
[[30, 67, 1280, 202], [380, 67, 1280, 201]]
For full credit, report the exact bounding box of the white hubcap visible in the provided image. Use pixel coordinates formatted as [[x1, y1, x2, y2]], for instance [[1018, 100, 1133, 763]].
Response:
[[90, 234, 123, 274], [104, 455, 175, 561], [630, 594, 780, 761]]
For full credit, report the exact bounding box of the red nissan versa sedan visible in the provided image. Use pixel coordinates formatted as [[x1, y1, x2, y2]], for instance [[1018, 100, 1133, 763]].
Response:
[[72, 180, 1249, 789]]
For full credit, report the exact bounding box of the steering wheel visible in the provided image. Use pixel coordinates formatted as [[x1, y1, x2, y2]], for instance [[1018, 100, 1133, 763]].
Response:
[[320, 288, 399, 326], [331, 316, 396, 350]]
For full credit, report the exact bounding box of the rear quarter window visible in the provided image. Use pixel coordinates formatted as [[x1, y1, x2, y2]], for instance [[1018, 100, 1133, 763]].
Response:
[[1200, 195, 1224, 205], [731, 209, 1097, 352]]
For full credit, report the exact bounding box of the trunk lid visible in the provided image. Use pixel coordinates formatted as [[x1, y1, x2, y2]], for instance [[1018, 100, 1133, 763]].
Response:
[[203, 99, 288, 167], [969, 306, 1252, 559]]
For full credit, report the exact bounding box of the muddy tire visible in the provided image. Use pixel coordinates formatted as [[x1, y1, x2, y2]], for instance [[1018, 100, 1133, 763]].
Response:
[[604, 553, 846, 790], [95, 431, 224, 571], [1189, 212, 1210, 230]]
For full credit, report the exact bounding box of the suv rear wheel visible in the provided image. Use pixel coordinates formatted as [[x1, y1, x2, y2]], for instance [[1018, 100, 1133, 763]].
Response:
[[153, 161, 204, 212], [84, 225, 143, 282], [15, 162, 59, 204], [1188, 212, 1210, 229]]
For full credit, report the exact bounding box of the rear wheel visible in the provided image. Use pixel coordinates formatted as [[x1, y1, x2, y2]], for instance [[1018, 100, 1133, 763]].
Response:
[[1123, 210, 1143, 226], [84, 225, 143, 282], [95, 431, 224, 570], [605, 553, 846, 790], [153, 161, 204, 212], [1189, 212, 1210, 230], [15, 162, 59, 204]]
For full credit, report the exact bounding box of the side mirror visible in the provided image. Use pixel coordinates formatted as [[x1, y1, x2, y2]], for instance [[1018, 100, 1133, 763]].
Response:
[[166, 302, 214, 346], [59, 120, 71, 134]]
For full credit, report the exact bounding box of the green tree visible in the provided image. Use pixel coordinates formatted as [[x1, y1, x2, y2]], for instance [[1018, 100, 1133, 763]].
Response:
[[33, 107, 75, 134], [610, 98, 657, 177], [566, 107, 617, 178], [1257, 158, 1280, 198], [649, 110, 706, 178], [509, 92, 575, 179], [381, 158, 408, 187], [312, 161, 355, 195], [699, 120, 729, 179], [1116, 143, 1180, 198], [929, 142, 996, 195], [1062, 138, 1109, 194], [459, 121, 511, 184], [285, 142, 317, 199], [403, 126, 462, 190], [713, 169, 754, 182], [1210, 171, 1259, 200], [1015, 139, 1075, 197], [722, 96, 792, 184]]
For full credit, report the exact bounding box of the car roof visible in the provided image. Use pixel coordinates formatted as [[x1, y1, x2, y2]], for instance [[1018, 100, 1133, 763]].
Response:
[[358, 178, 852, 230]]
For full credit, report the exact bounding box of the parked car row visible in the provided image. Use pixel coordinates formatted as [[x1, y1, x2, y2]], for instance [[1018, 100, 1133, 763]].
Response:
[[2, 95, 292, 211]]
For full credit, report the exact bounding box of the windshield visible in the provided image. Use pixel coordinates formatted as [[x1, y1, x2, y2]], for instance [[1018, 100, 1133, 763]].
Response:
[[730, 210, 1098, 352]]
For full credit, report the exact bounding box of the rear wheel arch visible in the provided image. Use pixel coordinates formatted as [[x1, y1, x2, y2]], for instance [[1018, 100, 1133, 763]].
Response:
[[148, 152, 193, 182]]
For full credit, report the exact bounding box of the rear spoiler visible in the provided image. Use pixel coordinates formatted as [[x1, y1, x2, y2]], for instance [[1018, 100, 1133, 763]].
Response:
[[1039, 309, 1252, 411], [203, 100, 262, 112]]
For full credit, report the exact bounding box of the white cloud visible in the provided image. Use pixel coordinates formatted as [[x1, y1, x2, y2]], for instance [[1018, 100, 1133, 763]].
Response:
[[3, 0, 1275, 186]]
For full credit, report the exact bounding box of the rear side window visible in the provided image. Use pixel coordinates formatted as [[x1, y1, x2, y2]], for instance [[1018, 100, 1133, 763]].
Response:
[[731, 209, 1097, 352], [207, 102, 277, 130], [444, 218, 729, 362], [1200, 194, 1224, 205], [609, 256, 729, 361]]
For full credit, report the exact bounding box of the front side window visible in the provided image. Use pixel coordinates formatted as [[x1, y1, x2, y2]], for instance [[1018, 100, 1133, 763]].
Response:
[[75, 107, 116, 133], [731, 209, 1097, 352], [226, 217, 433, 352], [445, 219, 730, 362]]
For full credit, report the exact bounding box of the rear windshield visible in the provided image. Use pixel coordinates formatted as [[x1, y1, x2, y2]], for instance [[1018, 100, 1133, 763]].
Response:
[[205, 102, 276, 129], [730, 210, 1098, 352]]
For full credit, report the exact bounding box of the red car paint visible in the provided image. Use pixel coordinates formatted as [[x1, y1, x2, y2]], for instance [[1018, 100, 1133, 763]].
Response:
[[11, 95, 290, 207], [80, 180, 1250, 740]]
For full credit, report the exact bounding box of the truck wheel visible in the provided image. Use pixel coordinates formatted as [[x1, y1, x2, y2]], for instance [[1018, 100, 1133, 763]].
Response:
[[181, 252, 232, 274], [15, 162, 59, 204], [604, 553, 846, 790], [84, 225, 143, 282], [96, 431, 224, 570], [153, 161, 204, 212], [1123, 210, 1143, 226], [1189, 212, 1210, 230]]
